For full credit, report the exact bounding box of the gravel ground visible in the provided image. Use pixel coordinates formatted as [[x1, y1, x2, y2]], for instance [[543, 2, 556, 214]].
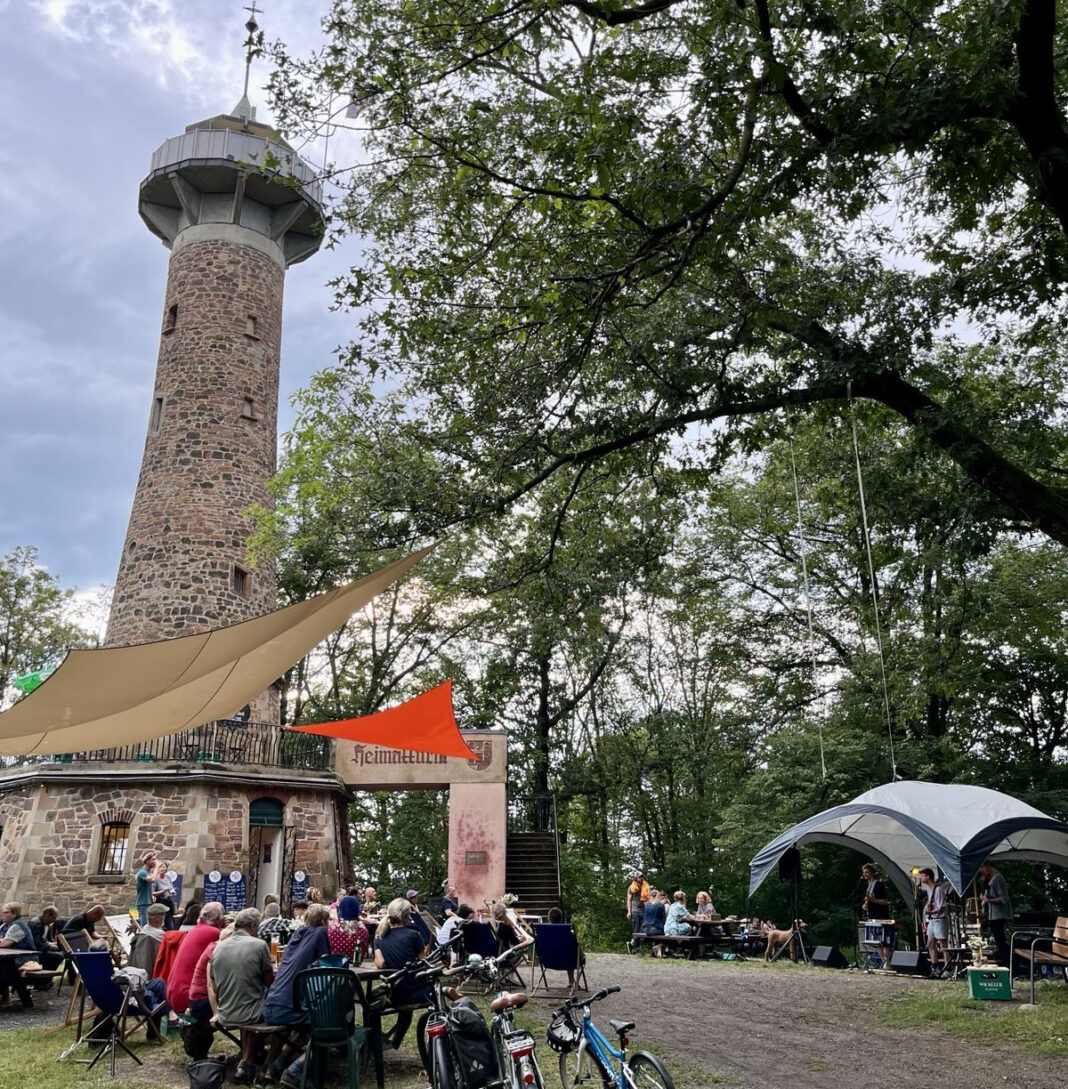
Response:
[[2, 953, 1061, 1089]]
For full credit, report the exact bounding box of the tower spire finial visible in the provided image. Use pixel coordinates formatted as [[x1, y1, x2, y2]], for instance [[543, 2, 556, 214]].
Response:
[[236, 3, 263, 123]]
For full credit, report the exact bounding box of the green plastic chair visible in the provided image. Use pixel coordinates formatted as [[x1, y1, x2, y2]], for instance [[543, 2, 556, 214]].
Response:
[[294, 967, 367, 1089]]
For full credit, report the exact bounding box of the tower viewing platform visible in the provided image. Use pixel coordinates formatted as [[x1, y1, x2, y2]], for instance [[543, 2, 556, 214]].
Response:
[[139, 106, 324, 268]]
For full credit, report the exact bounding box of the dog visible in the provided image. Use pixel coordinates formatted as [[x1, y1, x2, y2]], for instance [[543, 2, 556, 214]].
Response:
[[764, 919, 806, 961]]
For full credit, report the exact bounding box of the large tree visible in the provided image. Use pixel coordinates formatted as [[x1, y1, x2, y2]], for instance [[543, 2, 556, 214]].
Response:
[[269, 0, 1068, 548]]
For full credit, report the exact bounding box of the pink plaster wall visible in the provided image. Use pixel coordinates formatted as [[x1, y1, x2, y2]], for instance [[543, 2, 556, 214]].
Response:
[[448, 781, 506, 909]]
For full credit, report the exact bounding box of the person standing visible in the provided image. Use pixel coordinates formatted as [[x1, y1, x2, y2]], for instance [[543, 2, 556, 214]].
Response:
[[917, 868, 948, 977], [978, 861, 1013, 967], [153, 860, 177, 929], [625, 871, 649, 951], [134, 852, 157, 925]]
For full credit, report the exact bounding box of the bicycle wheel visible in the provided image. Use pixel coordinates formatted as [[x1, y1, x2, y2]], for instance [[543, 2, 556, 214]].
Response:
[[626, 1050, 675, 1089], [559, 1041, 599, 1089], [430, 1033, 459, 1089], [492, 1027, 514, 1089], [416, 1009, 432, 1076]]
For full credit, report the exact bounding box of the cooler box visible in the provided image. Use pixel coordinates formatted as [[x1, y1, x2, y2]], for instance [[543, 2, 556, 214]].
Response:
[[967, 966, 1012, 1000]]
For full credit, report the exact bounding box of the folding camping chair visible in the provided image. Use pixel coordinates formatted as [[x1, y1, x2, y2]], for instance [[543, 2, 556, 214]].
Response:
[[58, 951, 165, 1074], [43, 930, 96, 1035], [530, 923, 588, 998]]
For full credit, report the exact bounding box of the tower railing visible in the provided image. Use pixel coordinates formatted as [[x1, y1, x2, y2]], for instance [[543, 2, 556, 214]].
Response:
[[0, 719, 332, 772], [148, 127, 323, 205]]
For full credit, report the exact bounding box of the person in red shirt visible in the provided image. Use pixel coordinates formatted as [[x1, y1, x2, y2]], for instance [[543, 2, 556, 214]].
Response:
[[167, 901, 224, 1014]]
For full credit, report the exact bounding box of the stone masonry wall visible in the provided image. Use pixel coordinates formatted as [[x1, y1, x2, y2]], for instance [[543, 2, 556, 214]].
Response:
[[0, 779, 340, 917], [105, 238, 283, 661]]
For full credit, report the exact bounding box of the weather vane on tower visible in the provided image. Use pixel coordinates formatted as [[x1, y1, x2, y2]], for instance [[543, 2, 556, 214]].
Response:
[[242, 3, 263, 102]]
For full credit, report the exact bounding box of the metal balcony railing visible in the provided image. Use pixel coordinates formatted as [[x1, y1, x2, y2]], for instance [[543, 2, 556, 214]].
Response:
[[0, 719, 333, 772]]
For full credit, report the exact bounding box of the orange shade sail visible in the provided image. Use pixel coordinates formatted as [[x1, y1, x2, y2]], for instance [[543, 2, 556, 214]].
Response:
[[287, 679, 476, 760]]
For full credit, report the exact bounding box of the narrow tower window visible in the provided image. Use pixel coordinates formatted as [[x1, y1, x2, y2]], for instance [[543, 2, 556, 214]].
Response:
[[241, 397, 258, 420], [149, 396, 165, 434], [245, 315, 258, 337], [232, 565, 251, 596], [163, 304, 178, 334]]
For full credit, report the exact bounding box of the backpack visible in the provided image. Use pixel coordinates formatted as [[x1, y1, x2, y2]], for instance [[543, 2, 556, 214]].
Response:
[[445, 997, 498, 1089]]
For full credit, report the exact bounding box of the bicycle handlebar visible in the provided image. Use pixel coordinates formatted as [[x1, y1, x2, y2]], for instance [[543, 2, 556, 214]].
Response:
[[556, 984, 620, 1013]]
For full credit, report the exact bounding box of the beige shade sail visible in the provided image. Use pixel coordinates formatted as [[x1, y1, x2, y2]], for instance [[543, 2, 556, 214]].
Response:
[[0, 546, 435, 755]]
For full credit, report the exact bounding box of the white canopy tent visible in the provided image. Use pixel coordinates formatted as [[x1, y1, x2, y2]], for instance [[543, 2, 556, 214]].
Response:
[[0, 546, 434, 756], [748, 781, 1068, 902]]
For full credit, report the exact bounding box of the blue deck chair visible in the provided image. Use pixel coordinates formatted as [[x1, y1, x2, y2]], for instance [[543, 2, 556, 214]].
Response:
[[64, 951, 164, 1074], [530, 923, 587, 998], [294, 967, 367, 1089]]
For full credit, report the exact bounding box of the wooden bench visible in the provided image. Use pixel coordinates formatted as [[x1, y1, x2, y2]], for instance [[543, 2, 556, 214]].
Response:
[[632, 933, 706, 959], [1014, 916, 1068, 1004]]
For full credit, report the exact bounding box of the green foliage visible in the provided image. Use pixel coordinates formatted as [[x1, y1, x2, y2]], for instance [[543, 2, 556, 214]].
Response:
[[349, 788, 449, 898], [256, 4, 1068, 922], [0, 546, 95, 706]]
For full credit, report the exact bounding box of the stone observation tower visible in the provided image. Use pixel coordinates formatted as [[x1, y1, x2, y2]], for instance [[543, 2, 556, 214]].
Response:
[[0, 19, 519, 917], [0, 20, 355, 916], [106, 92, 323, 726]]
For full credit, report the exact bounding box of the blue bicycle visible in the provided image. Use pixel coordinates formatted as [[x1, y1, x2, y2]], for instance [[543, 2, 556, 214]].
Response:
[[548, 985, 675, 1089]]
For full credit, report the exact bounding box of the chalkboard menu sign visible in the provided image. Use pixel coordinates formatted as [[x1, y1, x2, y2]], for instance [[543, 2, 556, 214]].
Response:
[[289, 869, 309, 904], [203, 870, 246, 911]]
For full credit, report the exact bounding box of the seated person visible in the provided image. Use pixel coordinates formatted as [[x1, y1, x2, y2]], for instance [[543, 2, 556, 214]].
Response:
[[490, 902, 534, 953], [288, 901, 309, 931], [374, 898, 431, 1049], [61, 902, 108, 947], [665, 891, 693, 936], [693, 890, 717, 917], [28, 905, 64, 971], [641, 888, 666, 936], [128, 902, 169, 973], [178, 902, 202, 931], [436, 903, 473, 961], [261, 904, 330, 1087], [261, 904, 330, 1025], [258, 903, 291, 948], [440, 884, 459, 922], [405, 889, 433, 947], [208, 908, 274, 1084], [0, 901, 39, 1008], [327, 895, 369, 963], [181, 922, 229, 1061], [167, 901, 225, 1017]]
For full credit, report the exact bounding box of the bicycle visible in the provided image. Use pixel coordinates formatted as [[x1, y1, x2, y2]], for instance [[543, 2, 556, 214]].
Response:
[[383, 937, 503, 1089], [483, 946, 544, 1089], [548, 985, 675, 1089]]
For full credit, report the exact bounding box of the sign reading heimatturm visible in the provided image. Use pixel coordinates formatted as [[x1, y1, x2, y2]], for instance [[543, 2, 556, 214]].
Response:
[[334, 728, 506, 789]]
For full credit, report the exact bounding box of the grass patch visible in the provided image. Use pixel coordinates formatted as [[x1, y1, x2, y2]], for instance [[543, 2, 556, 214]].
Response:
[[881, 981, 1068, 1053]]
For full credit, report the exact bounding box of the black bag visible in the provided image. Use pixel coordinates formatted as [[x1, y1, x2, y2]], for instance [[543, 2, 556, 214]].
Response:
[[187, 1056, 227, 1089], [445, 997, 498, 1089]]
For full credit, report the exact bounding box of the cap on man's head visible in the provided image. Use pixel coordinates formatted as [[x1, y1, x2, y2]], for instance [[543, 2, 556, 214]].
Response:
[[405, 889, 419, 900], [146, 903, 169, 917]]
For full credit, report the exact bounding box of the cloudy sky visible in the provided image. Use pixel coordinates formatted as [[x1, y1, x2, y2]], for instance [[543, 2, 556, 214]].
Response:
[[0, 1, 361, 598]]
